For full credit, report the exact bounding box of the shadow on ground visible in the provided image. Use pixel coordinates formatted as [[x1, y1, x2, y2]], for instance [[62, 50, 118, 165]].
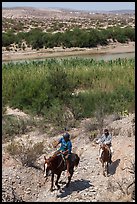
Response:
[[56, 179, 93, 198], [109, 158, 120, 175]]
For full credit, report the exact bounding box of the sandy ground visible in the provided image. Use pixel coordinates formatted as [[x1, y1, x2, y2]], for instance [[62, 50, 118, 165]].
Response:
[[2, 42, 135, 62]]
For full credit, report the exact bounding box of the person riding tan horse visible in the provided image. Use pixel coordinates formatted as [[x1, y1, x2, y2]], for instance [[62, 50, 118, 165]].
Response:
[[53, 131, 72, 177], [96, 128, 113, 164]]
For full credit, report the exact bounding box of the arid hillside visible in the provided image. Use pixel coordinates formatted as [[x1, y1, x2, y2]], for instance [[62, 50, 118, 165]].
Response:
[[2, 7, 135, 33], [2, 107, 135, 202]]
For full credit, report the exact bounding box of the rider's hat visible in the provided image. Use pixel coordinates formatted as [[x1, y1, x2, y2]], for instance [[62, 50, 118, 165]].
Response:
[[104, 128, 109, 133], [63, 133, 70, 139]]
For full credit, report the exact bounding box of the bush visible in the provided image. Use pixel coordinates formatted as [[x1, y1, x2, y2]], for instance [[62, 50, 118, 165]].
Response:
[[6, 139, 45, 167], [89, 130, 98, 142], [46, 66, 75, 102], [3, 26, 134, 49], [2, 58, 134, 126], [2, 115, 36, 142], [45, 99, 76, 128], [84, 121, 99, 132]]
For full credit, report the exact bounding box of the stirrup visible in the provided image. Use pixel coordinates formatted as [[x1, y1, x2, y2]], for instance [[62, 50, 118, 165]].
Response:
[[109, 154, 112, 164], [109, 160, 112, 164]]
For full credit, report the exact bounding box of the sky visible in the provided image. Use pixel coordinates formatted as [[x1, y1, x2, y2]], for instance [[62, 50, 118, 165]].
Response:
[[2, 2, 135, 11]]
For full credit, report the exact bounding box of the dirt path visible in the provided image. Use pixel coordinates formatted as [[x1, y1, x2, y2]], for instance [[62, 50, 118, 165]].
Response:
[[35, 123, 135, 202]]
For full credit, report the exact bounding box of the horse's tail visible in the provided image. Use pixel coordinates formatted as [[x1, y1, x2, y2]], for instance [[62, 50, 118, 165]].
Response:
[[74, 154, 80, 167]]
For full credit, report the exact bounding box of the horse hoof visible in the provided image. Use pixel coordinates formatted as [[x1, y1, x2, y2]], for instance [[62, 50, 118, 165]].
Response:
[[65, 184, 69, 188], [45, 177, 48, 181], [57, 185, 60, 190]]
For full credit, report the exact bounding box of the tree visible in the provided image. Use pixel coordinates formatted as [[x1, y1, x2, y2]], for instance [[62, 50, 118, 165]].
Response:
[[2, 31, 15, 47]]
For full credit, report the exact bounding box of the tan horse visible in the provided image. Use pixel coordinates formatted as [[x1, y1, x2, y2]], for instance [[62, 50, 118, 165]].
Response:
[[44, 152, 80, 191], [99, 144, 111, 176]]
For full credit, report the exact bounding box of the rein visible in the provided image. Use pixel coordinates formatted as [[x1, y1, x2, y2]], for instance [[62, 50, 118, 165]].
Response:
[[55, 153, 65, 169]]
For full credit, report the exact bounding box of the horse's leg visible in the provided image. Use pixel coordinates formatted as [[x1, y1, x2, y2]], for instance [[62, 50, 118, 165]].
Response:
[[55, 172, 61, 190], [66, 168, 74, 188], [106, 162, 109, 176], [102, 162, 105, 176], [104, 161, 109, 176], [109, 153, 112, 164], [105, 162, 107, 177], [50, 173, 54, 192], [43, 163, 46, 177]]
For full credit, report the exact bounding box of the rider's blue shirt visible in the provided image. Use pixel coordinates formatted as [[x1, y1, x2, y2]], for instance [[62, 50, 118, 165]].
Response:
[[58, 137, 72, 154]]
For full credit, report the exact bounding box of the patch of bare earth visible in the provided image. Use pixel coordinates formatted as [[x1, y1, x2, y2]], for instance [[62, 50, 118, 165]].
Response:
[[2, 108, 135, 202], [5, 106, 30, 119]]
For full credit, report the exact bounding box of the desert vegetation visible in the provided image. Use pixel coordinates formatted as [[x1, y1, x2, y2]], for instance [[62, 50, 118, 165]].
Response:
[[6, 139, 45, 167], [2, 58, 135, 129], [2, 8, 135, 33], [2, 114, 36, 142], [2, 26, 135, 51], [2, 7, 135, 52]]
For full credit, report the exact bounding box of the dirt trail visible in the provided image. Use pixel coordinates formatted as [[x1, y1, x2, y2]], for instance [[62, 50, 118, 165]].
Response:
[[2, 110, 135, 202]]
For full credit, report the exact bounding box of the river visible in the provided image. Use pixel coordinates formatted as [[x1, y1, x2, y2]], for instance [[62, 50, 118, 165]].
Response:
[[78, 51, 135, 61], [2, 51, 135, 64]]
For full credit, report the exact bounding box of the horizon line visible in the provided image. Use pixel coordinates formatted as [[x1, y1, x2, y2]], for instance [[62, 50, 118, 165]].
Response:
[[2, 6, 135, 11]]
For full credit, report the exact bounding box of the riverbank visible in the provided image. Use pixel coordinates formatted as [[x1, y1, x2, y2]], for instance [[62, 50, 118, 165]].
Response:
[[2, 41, 135, 62]]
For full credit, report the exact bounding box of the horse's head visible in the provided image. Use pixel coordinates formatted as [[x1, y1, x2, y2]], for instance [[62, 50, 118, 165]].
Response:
[[100, 143, 105, 150], [44, 156, 52, 178], [100, 144, 110, 151], [100, 143, 110, 165], [44, 154, 60, 177]]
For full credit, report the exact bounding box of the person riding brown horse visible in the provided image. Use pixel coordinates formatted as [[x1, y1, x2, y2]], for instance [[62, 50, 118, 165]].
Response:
[[44, 151, 80, 191], [96, 128, 113, 164], [99, 143, 110, 176], [53, 132, 72, 177]]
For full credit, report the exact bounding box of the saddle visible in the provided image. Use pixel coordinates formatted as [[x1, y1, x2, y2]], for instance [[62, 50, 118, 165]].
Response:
[[53, 151, 77, 168], [53, 151, 68, 170], [62, 152, 76, 162]]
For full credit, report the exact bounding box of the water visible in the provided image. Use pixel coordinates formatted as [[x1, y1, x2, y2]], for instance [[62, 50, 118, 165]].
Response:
[[2, 51, 135, 64], [80, 52, 135, 61]]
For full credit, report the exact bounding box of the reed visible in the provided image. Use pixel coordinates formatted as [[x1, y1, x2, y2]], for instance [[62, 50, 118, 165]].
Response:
[[2, 58, 135, 120]]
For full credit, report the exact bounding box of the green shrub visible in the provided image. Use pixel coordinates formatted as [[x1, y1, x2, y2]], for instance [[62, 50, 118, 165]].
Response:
[[6, 139, 44, 167], [46, 66, 75, 103], [2, 26, 135, 49], [2, 115, 36, 142], [2, 58, 135, 126]]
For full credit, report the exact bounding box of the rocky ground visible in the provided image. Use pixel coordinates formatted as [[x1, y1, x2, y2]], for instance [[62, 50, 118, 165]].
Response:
[[2, 109, 135, 202]]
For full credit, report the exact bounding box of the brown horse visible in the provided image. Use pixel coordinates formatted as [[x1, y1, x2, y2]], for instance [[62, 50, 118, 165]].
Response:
[[44, 152, 80, 191], [99, 144, 111, 176]]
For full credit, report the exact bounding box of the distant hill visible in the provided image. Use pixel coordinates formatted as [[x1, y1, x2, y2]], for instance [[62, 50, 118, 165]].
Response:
[[108, 10, 135, 14], [2, 7, 135, 19]]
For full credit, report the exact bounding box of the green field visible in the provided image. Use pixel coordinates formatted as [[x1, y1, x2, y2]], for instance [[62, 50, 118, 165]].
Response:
[[2, 57, 135, 124]]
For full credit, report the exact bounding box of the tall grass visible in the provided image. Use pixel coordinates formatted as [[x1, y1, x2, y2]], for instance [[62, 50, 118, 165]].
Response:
[[2, 58, 135, 121]]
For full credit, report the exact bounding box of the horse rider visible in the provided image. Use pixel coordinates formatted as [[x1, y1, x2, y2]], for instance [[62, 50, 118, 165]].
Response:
[[54, 131, 72, 177], [96, 128, 113, 164]]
